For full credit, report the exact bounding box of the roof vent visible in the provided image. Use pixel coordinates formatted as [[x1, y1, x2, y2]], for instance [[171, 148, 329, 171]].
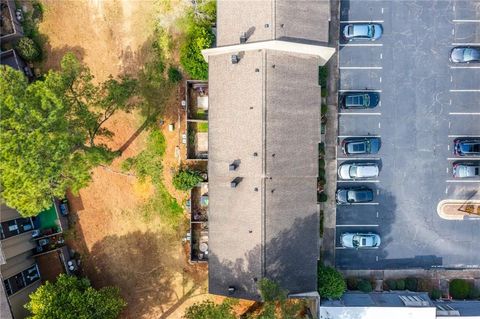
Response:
[[231, 54, 240, 64], [231, 177, 242, 188], [229, 163, 238, 171], [240, 32, 247, 44], [228, 286, 236, 295]]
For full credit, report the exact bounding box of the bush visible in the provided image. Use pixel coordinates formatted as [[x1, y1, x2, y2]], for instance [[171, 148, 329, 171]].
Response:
[[321, 104, 328, 115], [346, 277, 358, 290], [167, 66, 182, 83], [430, 289, 442, 300], [180, 25, 213, 80], [396, 279, 405, 290], [385, 279, 397, 290], [405, 277, 418, 291], [318, 192, 328, 202], [417, 278, 433, 292], [172, 168, 203, 190], [317, 265, 346, 299], [468, 287, 480, 300], [318, 66, 328, 88], [450, 279, 471, 299], [16, 37, 40, 61], [357, 279, 373, 293]]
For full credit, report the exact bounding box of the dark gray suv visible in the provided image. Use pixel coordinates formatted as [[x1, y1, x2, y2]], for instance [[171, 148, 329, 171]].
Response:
[[340, 92, 380, 109], [342, 137, 381, 155]]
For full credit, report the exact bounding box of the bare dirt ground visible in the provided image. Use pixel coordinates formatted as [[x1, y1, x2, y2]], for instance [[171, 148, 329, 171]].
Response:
[[38, 1, 210, 318]]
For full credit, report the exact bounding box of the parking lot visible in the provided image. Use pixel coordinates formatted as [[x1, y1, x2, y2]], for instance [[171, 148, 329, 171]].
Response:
[[336, 0, 480, 269]]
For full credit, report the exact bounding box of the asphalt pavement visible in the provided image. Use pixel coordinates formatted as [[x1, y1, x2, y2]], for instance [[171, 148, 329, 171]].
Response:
[[335, 0, 480, 270]]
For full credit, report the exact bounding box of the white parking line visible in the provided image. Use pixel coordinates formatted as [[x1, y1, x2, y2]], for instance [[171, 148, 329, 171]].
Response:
[[448, 135, 480, 138], [349, 202, 380, 206], [450, 66, 480, 69], [335, 247, 347, 250], [447, 157, 480, 160], [340, 20, 384, 23], [450, 89, 480, 92], [337, 157, 381, 161], [340, 66, 383, 70], [452, 20, 480, 23], [446, 180, 480, 183], [336, 224, 379, 227], [445, 186, 449, 194], [452, 43, 480, 46], [449, 112, 480, 115], [339, 43, 383, 47], [337, 180, 380, 183], [338, 135, 381, 138], [338, 89, 382, 93], [339, 112, 382, 115]]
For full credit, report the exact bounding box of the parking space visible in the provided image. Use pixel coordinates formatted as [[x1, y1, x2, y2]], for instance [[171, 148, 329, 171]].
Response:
[[335, 0, 480, 270]]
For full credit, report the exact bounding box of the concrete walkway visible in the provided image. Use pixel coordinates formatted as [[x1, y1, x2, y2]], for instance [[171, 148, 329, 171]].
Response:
[[320, 0, 340, 267]]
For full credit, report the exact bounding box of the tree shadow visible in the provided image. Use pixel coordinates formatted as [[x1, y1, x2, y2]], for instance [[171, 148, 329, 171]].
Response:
[[87, 231, 185, 318], [40, 44, 86, 71], [208, 214, 320, 301]]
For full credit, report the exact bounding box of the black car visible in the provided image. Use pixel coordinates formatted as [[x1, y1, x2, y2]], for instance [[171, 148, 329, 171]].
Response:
[[450, 46, 480, 63], [340, 92, 380, 109], [454, 139, 480, 156], [336, 187, 374, 204], [342, 137, 381, 155], [59, 199, 70, 216]]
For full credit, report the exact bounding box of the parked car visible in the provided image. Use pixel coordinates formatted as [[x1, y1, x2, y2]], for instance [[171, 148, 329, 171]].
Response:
[[340, 91, 380, 109], [454, 139, 480, 156], [59, 199, 69, 216], [336, 187, 374, 204], [338, 162, 379, 180], [450, 46, 480, 63], [342, 137, 381, 155], [342, 23, 383, 41], [453, 163, 480, 178], [15, 9, 23, 22], [341, 233, 381, 249]]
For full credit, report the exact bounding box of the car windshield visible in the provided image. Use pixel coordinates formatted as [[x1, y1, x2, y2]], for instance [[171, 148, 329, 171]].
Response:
[[352, 236, 360, 247], [364, 94, 370, 106], [465, 143, 480, 152], [349, 166, 358, 177], [368, 25, 374, 38]]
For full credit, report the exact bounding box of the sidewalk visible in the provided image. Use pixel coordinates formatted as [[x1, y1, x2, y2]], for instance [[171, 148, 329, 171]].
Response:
[[320, 0, 340, 267]]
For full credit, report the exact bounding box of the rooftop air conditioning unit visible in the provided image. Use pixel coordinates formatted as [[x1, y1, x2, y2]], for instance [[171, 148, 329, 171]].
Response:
[[240, 33, 247, 44], [231, 54, 240, 64]]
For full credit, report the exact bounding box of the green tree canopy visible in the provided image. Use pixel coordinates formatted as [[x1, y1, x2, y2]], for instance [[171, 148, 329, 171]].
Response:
[[16, 37, 41, 62], [0, 53, 137, 216], [317, 265, 346, 299], [25, 274, 125, 319], [183, 300, 236, 319], [172, 168, 203, 190]]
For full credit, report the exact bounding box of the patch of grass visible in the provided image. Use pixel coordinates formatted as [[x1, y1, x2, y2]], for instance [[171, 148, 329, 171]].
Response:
[[122, 129, 183, 228], [197, 122, 208, 132]]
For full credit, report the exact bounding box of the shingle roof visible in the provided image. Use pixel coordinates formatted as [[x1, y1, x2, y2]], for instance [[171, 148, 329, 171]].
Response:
[[216, 0, 330, 47], [208, 49, 321, 300], [207, 0, 332, 300]]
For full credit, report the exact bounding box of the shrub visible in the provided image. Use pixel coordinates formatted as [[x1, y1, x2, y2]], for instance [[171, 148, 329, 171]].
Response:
[[318, 192, 328, 202], [405, 277, 418, 291], [180, 24, 213, 79], [16, 37, 40, 61], [430, 289, 442, 300], [318, 66, 328, 88], [417, 278, 433, 292], [468, 287, 480, 300], [358, 279, 373, 293], [172, 168, 203, 191], [396, 279, 405, 290], [346, 277, 358, 291], [321, 104, 328, 115], [449, 279, 471, 299], [317, 265, 346, 299], [167, 66, 182, 83], [385, 279, 397, 290]]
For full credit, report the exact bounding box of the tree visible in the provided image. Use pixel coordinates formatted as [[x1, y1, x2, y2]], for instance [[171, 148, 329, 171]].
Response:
[[172, 168, 203, 190], [180, 1, 216, 80], [183, 300, 236, 319], [25, 274, 125, 319], [16, 37, 41, 61], [317, 265, 346, 299], [449, 279, 471, 299], [255, 279, 304, 319], [0, 53, 137, 216]]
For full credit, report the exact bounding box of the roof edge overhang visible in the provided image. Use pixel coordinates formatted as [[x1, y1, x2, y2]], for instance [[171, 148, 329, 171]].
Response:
[[202, 40, 336, 65]]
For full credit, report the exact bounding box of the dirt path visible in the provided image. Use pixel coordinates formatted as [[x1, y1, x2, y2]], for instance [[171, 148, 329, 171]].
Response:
[[39, 1, 208, 318]]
